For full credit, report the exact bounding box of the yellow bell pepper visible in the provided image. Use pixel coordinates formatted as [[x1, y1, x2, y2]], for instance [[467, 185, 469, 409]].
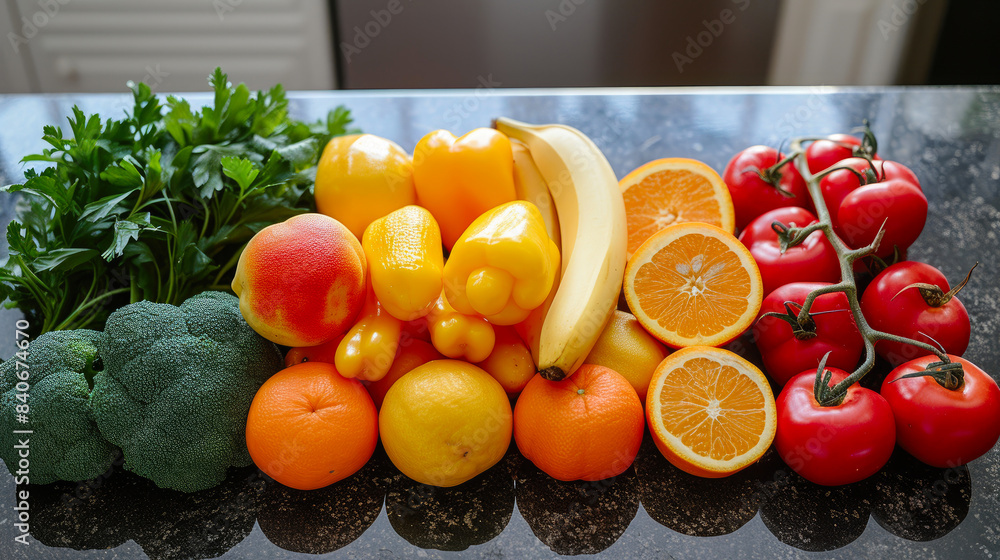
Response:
[[413, 128, 517, 250], [336, 280, 402, 381], [443, 201, 560, 326], [427, 291, 495, 363], [363, 205, 444, 321]]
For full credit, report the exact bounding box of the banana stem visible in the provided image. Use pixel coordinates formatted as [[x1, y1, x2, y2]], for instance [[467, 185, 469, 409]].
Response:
[[782, 137, 951, 405]]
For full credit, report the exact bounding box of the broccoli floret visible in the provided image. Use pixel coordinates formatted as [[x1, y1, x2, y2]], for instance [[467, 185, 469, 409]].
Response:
[[0, 330, 119, 485], [90, 291, 283, 493]]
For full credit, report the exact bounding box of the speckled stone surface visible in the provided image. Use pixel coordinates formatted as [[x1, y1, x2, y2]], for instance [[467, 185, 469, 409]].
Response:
[[0, 87, 998, 559]]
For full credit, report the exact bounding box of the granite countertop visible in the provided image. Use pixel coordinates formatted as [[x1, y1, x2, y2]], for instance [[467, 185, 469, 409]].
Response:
[[0, 86, 999, 559]]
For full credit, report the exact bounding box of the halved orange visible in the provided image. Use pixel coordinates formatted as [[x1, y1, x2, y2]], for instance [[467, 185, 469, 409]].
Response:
[[646, 346, 776, 478], [620, 158, 735, 257], [624, 222, 761, 348]]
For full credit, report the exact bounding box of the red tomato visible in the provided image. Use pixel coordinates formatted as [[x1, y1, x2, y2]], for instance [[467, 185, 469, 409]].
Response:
[[776, 368, 896, 486], [819, 158, 920, 238], [738, 207, 841, 297], [820, 157, 874, 235], [805, 134, 878, 174], [878, 160, 920, 189], [860, 261, 971, 365], [753, 282, 864, 386], [723, 145, 812, 230], [837, 179, 927, 260], [882, 355, 1000, 468]]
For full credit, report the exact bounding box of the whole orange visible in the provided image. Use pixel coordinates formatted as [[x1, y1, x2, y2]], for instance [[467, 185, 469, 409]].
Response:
[[284, 334, 345, 368], [246, 361, 378, 490], [232, 213, 366, 347], [478, 326, 536, 395], [514, 364, 644, 481], [584, 310, 669, 404], [366, 339, 444, 410], [315, 134, 417, 240]]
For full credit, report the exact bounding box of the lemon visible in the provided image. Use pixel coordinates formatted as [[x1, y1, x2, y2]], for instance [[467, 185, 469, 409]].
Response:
[[379, 360, 512, 487], [585, 310, 669, 403]]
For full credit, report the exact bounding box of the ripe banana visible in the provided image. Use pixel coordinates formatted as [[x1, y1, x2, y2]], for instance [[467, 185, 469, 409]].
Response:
[[496, 117, 627, 381], [509, 140, 561, 364], [510, 139, 560, 247]]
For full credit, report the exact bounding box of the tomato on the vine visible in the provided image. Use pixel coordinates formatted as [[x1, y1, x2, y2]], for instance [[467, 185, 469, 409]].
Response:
[[819, 157, 920, 238], [722, 145, 812, 230], [860, 261, 972, 365], [881, 355, 1000, 468], [878, 160, 920, 188], [775, 367, 896, 486], [738, 207, 840, 297], [753, 282, 864, 386], [837, 179, 927, 260], [805, 133, 879, 174], [819, 158, 927, 247]]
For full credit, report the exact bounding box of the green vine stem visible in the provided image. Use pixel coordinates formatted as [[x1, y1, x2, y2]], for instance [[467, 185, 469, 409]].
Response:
[[765, 133, 958, 406]]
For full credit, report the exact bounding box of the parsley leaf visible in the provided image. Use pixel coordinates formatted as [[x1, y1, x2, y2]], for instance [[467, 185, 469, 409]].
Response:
[[1, 68, 359, 333]]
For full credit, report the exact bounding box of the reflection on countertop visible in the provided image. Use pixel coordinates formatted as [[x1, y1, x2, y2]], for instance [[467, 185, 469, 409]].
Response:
[[6, 437, 976, 558]]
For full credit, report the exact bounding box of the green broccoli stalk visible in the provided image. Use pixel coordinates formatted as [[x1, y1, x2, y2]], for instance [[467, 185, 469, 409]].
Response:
[[0, 330, 120, 485], [90, 291, 283, 493]]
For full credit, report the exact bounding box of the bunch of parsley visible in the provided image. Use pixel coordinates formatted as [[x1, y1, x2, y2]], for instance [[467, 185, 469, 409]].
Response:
[[0, 68, 357, 333]]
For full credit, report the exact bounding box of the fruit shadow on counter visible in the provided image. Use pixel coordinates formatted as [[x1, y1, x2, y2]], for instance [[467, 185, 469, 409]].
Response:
[[514, 442, 641, 555], [15, 424, 971, 556], [385, 442, 516, 552], [756, 446, 970, 550], [21, 454, 265, 560]]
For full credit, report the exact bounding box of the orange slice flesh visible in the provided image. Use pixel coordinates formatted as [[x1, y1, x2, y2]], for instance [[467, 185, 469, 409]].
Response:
[[646, 346, 776, 478], [620, 158, 735, 258], [624, 222, 761, 348]]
